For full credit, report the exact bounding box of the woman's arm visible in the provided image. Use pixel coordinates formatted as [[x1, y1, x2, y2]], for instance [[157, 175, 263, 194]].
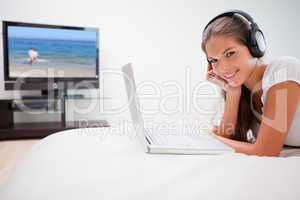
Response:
[[215, 89, 241, 138], [211, 133, 255, 154], [206, 69, 242, 138], [212, 81, 300, 156]]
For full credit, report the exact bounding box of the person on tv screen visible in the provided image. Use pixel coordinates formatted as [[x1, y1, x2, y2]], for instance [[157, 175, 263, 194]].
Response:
[[28, 48, 38, 65]]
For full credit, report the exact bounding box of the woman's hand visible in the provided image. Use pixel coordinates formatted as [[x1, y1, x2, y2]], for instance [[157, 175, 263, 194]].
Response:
[[206, 68, 242, 139], [206, 69, 241, 95], [210, 125, 234, 139]]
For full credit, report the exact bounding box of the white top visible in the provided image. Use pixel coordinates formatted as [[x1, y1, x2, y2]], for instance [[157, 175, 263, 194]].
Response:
[[260, 56, 300, 146], [28, 49, 38, 58]]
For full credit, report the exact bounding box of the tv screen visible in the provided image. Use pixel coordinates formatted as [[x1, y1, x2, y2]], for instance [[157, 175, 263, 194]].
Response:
[[3, 21, 99, 80]]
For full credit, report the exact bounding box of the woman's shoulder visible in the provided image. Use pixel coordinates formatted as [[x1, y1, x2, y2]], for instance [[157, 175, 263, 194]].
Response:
[[265, 56, 300, 74], [263, 56, 300, 86], [261, 56, 300, 103]]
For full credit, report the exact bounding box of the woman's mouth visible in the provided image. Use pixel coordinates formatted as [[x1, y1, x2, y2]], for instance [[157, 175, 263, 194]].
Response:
[[223, 69, 239, 80]]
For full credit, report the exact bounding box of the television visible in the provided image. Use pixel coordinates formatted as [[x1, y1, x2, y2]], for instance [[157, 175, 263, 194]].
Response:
[[2, 21, 99, 91]]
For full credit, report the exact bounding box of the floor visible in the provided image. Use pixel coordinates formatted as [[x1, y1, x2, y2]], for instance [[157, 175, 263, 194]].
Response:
[[0, 139, 39, 186]]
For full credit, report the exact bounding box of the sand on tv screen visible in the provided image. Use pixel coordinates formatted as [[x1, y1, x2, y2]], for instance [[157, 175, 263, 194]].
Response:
[[7, 24, 98, 79]]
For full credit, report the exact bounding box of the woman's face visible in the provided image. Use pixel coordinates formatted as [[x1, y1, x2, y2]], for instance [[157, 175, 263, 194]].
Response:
[[205, 35, 256, 87]]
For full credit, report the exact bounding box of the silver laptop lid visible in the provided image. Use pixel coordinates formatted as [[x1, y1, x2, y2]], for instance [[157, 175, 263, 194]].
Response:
[[122, 63, 148, 152]]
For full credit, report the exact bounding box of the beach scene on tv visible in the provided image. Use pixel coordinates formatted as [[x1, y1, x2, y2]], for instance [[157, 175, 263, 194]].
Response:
[[7, 25, 98, 78]]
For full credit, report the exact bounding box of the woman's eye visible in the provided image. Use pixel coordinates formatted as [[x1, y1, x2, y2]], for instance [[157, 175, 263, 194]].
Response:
[[209, 59, 218, 64], [225, 51, 235, 58]]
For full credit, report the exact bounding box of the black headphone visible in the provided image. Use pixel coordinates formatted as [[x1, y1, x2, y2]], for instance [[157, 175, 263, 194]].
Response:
[[204, 10, 266, 58]]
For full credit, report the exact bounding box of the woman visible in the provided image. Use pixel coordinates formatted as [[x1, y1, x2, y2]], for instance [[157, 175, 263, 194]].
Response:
[[28, 48, 38, 65], [203, 10, 300, 156]]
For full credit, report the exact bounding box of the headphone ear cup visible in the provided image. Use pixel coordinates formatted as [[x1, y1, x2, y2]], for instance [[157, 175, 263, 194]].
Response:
[[249, 28, 266, 58], [255, 30, 266, 55]]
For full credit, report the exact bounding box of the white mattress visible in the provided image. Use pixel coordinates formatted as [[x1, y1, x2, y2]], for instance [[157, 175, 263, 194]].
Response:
[[1, 127, 300, 200]]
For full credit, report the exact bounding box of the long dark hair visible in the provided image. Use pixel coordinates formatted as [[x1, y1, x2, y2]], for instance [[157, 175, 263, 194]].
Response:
[[201, 15, 262, 142]]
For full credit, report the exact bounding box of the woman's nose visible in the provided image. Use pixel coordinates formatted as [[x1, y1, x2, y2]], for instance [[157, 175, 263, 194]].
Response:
[[214, 60, 228, 75], [212, 68, 217, 74]]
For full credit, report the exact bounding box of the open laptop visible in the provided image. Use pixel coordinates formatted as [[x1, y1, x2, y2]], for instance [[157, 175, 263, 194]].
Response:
[[122, 63, 234, 154]]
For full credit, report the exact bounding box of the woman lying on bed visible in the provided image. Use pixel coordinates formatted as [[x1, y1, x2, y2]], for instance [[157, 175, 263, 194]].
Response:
[[202, 10, 300, 156]]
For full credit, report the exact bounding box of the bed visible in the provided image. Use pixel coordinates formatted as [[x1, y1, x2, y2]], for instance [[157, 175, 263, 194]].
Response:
[[0, 127, 300, 200]]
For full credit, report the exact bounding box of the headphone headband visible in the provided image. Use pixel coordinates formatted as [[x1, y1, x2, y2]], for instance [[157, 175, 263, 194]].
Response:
[[203, 10, 266, 58], [204, 10, 256, 32]]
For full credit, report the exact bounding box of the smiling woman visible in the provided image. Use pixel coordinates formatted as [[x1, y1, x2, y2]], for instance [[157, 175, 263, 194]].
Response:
[[202, 10, 300, 156]]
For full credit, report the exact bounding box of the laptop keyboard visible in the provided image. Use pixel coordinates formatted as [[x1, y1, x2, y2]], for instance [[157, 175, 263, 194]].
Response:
[[146, 130, 223, 148]]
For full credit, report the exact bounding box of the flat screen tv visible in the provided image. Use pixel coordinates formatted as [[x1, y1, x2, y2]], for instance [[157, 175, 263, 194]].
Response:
[[2, 21, 99, 85]]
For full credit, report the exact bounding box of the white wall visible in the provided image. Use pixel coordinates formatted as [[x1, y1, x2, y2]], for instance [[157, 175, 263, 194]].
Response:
[[0, 0, 299, 124]]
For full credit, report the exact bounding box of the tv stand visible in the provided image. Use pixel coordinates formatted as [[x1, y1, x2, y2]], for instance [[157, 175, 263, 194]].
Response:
[[0, 95, 109, 140]]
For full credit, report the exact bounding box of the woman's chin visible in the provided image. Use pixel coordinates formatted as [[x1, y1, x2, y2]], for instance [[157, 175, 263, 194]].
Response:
[[228, 80, 240, 87]]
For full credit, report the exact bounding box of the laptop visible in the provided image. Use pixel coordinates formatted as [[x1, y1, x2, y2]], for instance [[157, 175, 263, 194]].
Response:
[[122, 63, 234, 154]]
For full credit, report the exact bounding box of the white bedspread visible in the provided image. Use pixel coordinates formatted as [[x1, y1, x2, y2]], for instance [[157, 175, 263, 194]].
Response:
[[1, 127, 300, 200]]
